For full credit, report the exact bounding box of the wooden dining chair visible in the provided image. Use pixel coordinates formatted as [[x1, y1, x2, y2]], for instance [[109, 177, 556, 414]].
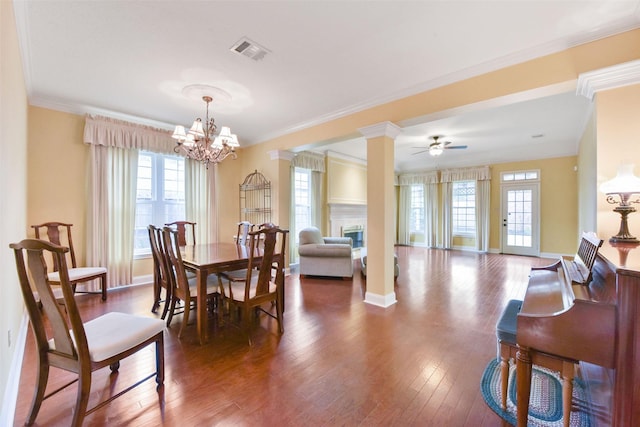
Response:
[[220, 224, 288, 340], [161, 226, 221, 337], [235, 221, 255, 245], [10, 238, 164, 427], [164, 220, 196, 246], [31, 221, 108, 300], [148, 224, 172, 319]]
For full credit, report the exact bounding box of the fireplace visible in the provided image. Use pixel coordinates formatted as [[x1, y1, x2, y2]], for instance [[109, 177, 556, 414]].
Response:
[[342, 224, 365, 249], [329, 204, 367, 247]]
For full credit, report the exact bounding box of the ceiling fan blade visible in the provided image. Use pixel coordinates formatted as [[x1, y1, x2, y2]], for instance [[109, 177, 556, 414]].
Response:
[[413, 149, 430, 155], [445, 145, 468, 149]]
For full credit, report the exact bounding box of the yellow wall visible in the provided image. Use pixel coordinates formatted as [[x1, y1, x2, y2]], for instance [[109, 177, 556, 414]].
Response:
[[490, 156, 578, 255], [596, 84, 640, 241], [27, 107, 87, 247], [326, 155, 367, 205], [1, 0, 29, 409], [577, 111, 597, 235]]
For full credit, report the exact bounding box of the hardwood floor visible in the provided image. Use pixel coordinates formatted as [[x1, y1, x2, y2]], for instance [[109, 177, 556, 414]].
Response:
[[12, 246, 555, 426]]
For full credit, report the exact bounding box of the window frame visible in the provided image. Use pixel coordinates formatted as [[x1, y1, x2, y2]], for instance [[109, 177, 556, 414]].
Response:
[[451, 180, 476, 237], [134, 151, 186, 258], [409, 184, 425, 234], [293, 167, 312, 244]]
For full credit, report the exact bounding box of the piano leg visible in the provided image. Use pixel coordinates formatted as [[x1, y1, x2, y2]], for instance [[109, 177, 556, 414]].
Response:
[[516, 345, 532, 427]]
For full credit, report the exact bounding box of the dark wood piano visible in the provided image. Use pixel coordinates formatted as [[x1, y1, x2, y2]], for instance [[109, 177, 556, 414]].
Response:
[[516, 234, 640, 427]]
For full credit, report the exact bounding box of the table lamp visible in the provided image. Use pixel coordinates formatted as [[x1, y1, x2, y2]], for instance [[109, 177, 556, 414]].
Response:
[[600, 164, 640, 243]]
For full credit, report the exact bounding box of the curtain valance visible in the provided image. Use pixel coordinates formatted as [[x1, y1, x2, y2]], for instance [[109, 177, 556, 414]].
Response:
[[291, 151, 326, 172], [397, 171, 439, 185], [440, 166, 491, 182], [83, 115, 176, 155]]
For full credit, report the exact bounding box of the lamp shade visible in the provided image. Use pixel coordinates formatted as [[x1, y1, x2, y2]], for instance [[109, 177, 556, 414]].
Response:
[[188, 119, 205, 138], [172, 125, 187, 141], [600, 164, 640, 195]]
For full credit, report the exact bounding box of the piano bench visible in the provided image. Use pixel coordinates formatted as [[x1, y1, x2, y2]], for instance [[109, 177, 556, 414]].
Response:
[[496, 299, 577, 427], [496, 299, 523, 410]]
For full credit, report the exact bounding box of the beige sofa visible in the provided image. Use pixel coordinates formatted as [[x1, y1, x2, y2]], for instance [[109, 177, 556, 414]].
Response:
[[298, 227, 353, 278]]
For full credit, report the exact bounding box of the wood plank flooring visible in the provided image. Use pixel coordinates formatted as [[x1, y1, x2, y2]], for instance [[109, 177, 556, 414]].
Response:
[[12, 246, 555, 426]]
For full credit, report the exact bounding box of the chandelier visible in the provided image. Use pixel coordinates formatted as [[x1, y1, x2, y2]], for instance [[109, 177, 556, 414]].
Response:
[[172, 95, 239, 168]]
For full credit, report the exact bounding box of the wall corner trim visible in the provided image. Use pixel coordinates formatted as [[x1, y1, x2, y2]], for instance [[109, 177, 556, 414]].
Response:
[[577, 59, 640, 100]]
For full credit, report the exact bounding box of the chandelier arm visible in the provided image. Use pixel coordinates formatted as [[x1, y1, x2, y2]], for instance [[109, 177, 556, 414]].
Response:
[[173, 93, 238, 168]]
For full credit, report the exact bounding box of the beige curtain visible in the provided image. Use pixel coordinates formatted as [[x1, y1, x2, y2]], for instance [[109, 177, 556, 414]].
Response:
[[86, 144, 138, 288], [426, 182, 439, 248], [84, 115, 174, 287], [290, 151, 326, 261], [397, 185, 412, 245], [397, 172, 439, 246], [186, 159, 217, 244], [475, 179, 491, 252]]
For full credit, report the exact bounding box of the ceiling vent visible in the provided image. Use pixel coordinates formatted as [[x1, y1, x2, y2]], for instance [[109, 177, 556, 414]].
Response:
[[230, 37, 270, 61]]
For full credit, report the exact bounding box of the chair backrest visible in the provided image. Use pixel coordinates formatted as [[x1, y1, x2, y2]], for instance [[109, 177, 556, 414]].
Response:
[[246, 225, 289, 299], [10, 239, 89, 368], [298, 226, 323, 245], [148, 225, 171, 288], [165, 221, 196, 246], [236, 221, 255, 245], [161, 226, 191, 302], [31, 222, 78, 270]]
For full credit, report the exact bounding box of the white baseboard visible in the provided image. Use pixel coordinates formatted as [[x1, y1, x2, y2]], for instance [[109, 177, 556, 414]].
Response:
[[1, 311, 28, 427], [364, 291, 397, 307]]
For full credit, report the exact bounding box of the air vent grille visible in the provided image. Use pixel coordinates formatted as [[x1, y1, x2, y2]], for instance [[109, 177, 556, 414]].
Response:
[[230, 37, 269, 61]]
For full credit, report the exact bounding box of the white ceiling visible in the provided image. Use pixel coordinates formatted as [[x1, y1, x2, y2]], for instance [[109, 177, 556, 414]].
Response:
[[13, 1, 640, 172]]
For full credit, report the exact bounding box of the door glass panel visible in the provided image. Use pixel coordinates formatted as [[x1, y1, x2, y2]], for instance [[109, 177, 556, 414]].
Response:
[[506, 189, 532, 247]]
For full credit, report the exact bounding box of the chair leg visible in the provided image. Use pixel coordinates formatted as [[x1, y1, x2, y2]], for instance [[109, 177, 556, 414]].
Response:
[[26, 358, 49, 426], [166, 296, 177, 327], [100, 273, 107, 301], [276, 297, 284, 334], [151, 276, 160, 313], [179, 299, 190, 338], [155, 334, 165, 388], [71, 367, 92, 427], [160, 286, 171, 320]]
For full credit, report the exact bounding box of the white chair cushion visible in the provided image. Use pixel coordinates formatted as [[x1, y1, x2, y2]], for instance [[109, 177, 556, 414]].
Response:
[[49, 312, 164, 362], [48, 266, 107, 282], [227, 277, 277, 302], [187, 274, 220, 295]]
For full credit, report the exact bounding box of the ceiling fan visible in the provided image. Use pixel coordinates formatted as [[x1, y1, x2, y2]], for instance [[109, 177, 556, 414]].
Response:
[[414, 135, 468, 157]]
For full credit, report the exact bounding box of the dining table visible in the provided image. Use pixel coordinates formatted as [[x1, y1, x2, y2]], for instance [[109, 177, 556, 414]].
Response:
[[180, 242, 283, 345]]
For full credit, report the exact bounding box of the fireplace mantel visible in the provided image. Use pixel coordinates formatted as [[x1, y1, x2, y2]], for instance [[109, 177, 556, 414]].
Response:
[[329, 204, 367, 244]]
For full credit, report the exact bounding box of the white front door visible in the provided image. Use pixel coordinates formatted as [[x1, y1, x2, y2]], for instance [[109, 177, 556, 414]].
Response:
[[501, 183, 540, 256]]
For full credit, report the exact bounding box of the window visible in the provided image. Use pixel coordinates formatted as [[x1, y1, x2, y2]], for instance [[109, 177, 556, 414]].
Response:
[[134, 152, 186, 256], [452, 180, 476, 235], [294, 168, 312, 240], [501, 170, 539, 182], [409, 184, 425, 233]]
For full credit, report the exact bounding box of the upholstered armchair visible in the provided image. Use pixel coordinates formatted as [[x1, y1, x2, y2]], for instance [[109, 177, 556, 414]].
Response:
[[298, 226, 353, 278]]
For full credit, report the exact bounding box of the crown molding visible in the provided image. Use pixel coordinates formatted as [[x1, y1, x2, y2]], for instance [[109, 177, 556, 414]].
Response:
[[577, 59, 640, 100], [358, 122, 401, 140], [268, 150, 295, 161], [326, 150, 367, 166]]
